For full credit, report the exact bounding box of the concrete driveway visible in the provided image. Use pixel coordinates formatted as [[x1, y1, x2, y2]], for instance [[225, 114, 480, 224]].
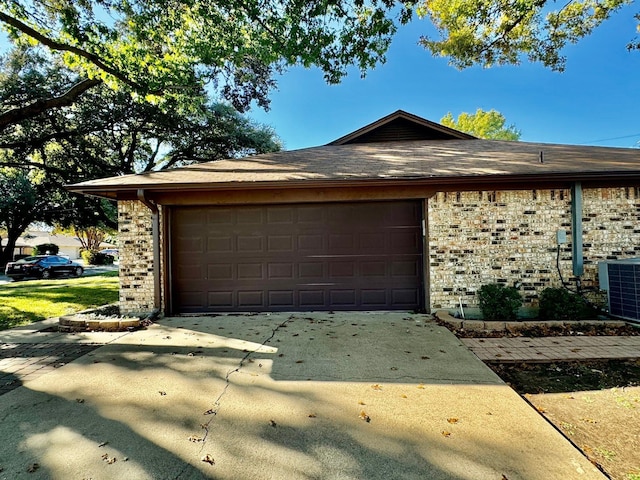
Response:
[[0, 312, 605, 480]]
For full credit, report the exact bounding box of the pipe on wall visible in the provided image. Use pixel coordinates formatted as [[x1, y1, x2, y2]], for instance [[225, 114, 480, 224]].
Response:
[[137, 189, 162, 317], [571, 182, 584, 277]]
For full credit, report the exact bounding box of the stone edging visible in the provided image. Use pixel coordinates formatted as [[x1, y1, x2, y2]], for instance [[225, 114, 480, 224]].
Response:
[[58, 304, 141, 332], [434, 310, 627, 332]]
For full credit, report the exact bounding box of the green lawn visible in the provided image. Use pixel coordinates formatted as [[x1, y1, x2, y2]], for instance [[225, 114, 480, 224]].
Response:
[[0, 271, 119, 330]]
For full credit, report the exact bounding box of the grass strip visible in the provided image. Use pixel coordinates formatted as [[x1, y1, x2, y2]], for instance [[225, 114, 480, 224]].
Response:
[[0, 271, 119, 330]]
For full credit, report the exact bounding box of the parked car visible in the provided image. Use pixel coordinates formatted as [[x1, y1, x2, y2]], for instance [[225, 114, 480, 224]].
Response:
[[4, 255, 84, 281], [99, 248, 119, 259]]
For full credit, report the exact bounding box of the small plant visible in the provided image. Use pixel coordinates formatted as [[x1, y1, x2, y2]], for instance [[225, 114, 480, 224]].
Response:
[[33, 243, 59, 255], [538, 287, 594, 320], [81, 250, 114, 266], [477, 283, 522, 321]]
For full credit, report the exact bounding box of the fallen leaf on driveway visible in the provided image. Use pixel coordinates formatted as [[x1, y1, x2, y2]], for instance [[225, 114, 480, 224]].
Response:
[[269, 420, 277, 428], [441, 431, 451, 438], [158, 391, 167, 396], [308, 413, 317, 418], [447, 418, 459, 424], [359, 411, 371, 423], [188, 435, 204, 443], [76, 398, 85, 403], [101, 453, 117, 464], [201, 454, 215, 465], [371, 384, 382, 390]]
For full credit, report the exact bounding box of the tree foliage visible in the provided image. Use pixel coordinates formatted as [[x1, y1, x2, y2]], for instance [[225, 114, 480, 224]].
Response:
[[0, 0, 413, 128], [0, 46, 282, 266], [0, 0, 634, 131], [440, 108, 521, 140], [416, 0, 632, 71]]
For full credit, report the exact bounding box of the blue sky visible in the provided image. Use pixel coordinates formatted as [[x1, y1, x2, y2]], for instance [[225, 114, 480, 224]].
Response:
[[251, 4, 640, 151]]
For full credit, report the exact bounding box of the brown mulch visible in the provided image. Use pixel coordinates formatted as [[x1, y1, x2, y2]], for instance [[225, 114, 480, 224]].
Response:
[[437, 319, 640, 338]]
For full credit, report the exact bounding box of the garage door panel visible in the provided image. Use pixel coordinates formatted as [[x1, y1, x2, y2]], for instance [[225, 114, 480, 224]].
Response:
[[268, 263, 295, 279], [269, 291, 295, 307], [392, 289, 419, 305], [237, 208, 263, 224], [237, 291, 264, 307], [361, 261, 386, 277], [206, 236, 232, 252], [171, 201, 423, 313], [391, 259, 421, 277], [237, 263, 264, 280], [299, 262, 325, 278], [176, 236, 204, 253], [208, 264, 233, 280], [237, 236, 263, 252], [329, 262, 356, 277], [208, 291, 234, 308], [298, 234, 323, 250], [207, 209, 234, 225], [267, 235, 294, 252], [267, 207, 294, 224], [330, 290, 357, 306], [299, 290, 326, 307]]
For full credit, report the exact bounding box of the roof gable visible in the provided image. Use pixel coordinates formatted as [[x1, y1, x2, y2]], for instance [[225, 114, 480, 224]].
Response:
[[328, 110, 475, 145]]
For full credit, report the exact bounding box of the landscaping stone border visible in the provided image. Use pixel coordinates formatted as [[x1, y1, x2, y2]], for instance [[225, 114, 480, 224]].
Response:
[[434, 310, 627, 333], [58, 304, 142, 332]]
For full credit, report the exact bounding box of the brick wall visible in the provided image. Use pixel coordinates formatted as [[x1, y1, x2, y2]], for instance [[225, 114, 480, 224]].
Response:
[[428, 187, 640, 310], [116, 187, 640, 315], [118, 200, 160, 316]]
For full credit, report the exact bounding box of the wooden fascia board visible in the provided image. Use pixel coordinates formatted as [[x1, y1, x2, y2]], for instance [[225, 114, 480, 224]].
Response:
[[67, 171, 640, 203]]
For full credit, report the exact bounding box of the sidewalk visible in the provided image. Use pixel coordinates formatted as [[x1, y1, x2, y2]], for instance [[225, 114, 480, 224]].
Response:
[[462, 335, 640, 362]]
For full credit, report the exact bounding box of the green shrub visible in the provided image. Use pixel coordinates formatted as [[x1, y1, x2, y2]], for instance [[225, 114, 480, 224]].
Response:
[[538, 287, 594, 320], [81, 250, 114, 266], [478, 283, 522, 321], [33, 243, 59, 255]]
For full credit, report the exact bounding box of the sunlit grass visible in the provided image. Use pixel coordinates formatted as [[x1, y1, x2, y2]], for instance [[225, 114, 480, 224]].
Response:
[[0, 271, 119, 330]]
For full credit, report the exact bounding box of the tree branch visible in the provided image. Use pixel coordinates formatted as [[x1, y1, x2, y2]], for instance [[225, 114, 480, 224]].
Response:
[[0, 77, 100, 129], [0, 11, 148, 92]]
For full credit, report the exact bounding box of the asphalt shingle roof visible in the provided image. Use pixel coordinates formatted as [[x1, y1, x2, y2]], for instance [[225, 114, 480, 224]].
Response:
[[68, 139, 640, 198]]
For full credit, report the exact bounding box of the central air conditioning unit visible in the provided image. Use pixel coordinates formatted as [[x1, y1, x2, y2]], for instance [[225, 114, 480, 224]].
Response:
[[598, 258, 640, 322]]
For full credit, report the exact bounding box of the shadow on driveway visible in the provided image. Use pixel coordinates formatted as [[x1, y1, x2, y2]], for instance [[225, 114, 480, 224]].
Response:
[[0, 312, 606, 479]]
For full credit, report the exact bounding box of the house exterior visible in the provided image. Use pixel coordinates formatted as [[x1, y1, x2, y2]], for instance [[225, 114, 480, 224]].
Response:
[[68, 111, 640, 317], [2, 231, 86, 259]]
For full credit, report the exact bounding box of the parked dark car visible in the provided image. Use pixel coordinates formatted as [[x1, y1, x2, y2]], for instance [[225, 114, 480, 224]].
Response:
[[5, 255, 84, 281], [99, 248, 119, 259]]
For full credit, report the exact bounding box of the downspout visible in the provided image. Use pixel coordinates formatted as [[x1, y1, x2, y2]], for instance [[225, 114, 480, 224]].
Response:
[[571, 182, 584, 287], [137, 189, 161, 319]]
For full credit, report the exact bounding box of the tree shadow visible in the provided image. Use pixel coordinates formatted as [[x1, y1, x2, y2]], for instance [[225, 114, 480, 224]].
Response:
[[0, 313, 603, 479]]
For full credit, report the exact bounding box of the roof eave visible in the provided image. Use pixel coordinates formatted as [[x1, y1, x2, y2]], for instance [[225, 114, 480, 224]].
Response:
[[66, 170, 640, 201]]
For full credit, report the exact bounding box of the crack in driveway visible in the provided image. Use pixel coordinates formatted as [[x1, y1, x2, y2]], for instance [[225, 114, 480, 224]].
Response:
[[199, 316, 292, 445]]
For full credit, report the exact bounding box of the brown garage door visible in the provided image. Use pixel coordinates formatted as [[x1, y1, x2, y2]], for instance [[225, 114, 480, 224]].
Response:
[[170, 201, 424, 313]]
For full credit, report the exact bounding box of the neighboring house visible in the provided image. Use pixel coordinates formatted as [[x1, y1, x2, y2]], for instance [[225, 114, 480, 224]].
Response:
[[69, 110, 640, 317], [2, 231, 84, 259], [2, 231, 114, 260], [0, 236, 32, 258]]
